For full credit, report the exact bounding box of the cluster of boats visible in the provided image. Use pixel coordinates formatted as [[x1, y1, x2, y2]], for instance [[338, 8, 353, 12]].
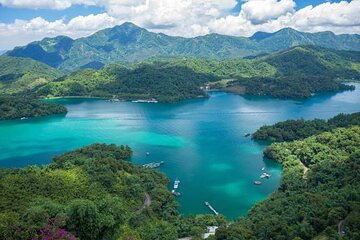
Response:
[[131, 98, 158, 103], [254, 167, 272, 185], [105, 98, 158, 103], [142, 161, 164, 168]]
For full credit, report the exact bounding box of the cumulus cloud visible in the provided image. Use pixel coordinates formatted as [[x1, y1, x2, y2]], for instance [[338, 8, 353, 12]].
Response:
[[240, 0, 295, 24], [0, 0, 359, 50]]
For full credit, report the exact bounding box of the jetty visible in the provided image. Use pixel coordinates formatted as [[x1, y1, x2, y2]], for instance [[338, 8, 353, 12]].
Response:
[[142, 161, 164, 168], [205, 201, 219, 215]]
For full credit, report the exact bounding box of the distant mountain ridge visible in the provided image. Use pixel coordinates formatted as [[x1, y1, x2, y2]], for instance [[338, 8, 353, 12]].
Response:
[[5, 22, 360, 71]]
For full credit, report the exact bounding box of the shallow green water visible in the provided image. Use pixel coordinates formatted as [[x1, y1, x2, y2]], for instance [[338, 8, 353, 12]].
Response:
[[1, 84, 360, 219]]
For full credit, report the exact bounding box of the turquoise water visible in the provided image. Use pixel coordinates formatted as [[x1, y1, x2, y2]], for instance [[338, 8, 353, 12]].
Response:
[[1, 84, 360, 219]]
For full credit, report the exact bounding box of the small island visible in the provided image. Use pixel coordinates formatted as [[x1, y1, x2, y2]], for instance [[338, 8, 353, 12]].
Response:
[[0, 96, 67, 120]]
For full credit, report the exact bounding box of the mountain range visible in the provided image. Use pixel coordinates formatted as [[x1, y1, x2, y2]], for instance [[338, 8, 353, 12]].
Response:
[[2, 45, 358, 102], [5, 22, 360, 72]]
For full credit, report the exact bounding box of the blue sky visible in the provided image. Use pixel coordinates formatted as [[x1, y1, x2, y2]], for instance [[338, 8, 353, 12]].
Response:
[[0, 0, 358, 50], [0, 0, 349, 24]]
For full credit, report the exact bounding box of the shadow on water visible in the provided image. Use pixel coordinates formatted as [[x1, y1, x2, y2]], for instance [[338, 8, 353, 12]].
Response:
[[0, 151, 61, 168]]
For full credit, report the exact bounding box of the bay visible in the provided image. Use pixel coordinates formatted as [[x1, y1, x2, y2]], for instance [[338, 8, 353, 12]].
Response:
[[1, 83, 360, 219]]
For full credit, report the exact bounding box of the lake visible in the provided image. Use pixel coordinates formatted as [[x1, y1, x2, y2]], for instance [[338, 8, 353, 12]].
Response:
[[1, 83, 360, 219]]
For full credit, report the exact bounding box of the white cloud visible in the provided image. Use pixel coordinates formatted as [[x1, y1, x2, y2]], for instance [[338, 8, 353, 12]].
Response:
[[0, 0, 359, 50], [0, 0, 97, 10], [241, 0, 296, 24], [209, 0, 360, 36]]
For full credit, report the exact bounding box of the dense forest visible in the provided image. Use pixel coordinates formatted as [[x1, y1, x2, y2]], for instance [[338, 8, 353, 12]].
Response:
[[217, 126, 360, 239], [0, 96, 67, 120], [253, 112, 360, 141], [33, 46, 360, 102]]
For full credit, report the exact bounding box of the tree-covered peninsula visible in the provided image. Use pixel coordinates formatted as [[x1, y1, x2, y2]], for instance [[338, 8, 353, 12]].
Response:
[[252, 112, 360, 141], [0, 96, 67, 120], [217, 126, 360, 239]]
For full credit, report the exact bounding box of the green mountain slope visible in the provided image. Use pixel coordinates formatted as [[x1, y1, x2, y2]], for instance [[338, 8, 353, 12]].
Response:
[[6, 22, 360, 71], [34, 46, 360, 102], [0, 56, 62, 95]]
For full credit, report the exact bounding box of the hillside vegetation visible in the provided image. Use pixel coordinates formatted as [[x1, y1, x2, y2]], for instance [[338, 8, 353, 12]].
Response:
[[34, 46, 360, 102], [217, 126, 360, 239], [0, 144, 223, 240], [6, 23, 360, 71], [0, 56, 62, 95], [253, 112, 360, 141], [0, 96, 67, 120]]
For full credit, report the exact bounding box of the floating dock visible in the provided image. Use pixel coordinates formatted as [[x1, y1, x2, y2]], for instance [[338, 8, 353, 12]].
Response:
[[205, 201, 219, 215], [143, 161, 164, 168]]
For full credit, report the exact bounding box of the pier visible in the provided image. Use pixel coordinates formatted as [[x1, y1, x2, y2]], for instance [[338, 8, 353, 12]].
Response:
[[205, 201, 219, 215]]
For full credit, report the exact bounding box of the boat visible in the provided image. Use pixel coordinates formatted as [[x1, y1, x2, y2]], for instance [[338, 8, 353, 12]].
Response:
[[20, 117, 28, 120], [244, 133, 251, 137], [146, 152, 150, 156], [261, 167, 265, 171], [260, 173, 271, 179], [171, 190, 181, 196], [171, 178, 181, 197], [173, 178, 180, 189], [254, 181, 262, 185]]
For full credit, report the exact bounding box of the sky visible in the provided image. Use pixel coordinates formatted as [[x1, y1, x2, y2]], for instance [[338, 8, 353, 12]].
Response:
[[0, 0, 359, 50]]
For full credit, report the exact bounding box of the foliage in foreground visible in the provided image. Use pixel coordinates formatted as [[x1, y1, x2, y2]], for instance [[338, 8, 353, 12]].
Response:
[[252, 112, 360, 141], [0, 144, 220, 240], [0, 96, 67, 120]]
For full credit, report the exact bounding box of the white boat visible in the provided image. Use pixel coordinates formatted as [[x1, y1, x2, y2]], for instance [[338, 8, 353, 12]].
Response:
[[261, 167, 265, 171], [20, 117, 28, 120], [254, 181, 262, 185], [260, 173, 271, 179], [174, 179, 180, 189]]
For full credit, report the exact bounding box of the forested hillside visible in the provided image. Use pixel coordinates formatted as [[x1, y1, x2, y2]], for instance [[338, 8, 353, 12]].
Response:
[[34, 46, 360, 102], [6, 23, 360, 71], [0, 96, 67, 120], [253, 112, 360, 141], [0, 56, 62, 95], [217, 126, 360, 239]]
